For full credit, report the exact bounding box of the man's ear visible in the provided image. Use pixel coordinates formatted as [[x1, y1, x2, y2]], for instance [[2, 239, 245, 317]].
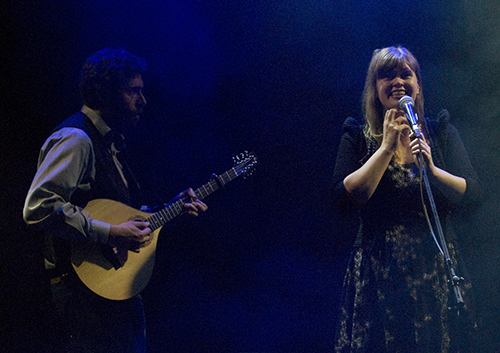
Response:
[[96, 84, 108, 106]]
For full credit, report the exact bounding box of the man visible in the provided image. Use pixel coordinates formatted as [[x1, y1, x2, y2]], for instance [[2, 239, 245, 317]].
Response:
[[23, 48, 207, 352]]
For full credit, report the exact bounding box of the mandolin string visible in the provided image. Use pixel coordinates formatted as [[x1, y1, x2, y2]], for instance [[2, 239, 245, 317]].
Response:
[[146, 156, 254, 231]]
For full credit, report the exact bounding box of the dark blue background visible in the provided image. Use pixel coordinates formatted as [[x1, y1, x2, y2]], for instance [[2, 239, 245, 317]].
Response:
[[2, 1, 500, 351]]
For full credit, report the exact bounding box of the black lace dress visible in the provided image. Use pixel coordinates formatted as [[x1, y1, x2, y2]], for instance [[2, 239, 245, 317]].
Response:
[[331, 116, 482, 352]]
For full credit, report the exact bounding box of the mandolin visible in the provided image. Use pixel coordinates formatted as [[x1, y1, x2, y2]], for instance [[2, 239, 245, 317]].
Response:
[[71, 151, 257, 300]]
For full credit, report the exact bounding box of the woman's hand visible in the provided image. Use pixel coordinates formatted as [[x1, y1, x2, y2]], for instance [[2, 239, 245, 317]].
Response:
[[410, 134, 436, 174], [344, 108, 409, 205], [409, 133, 467, 202], [381, 108, 411, 153]]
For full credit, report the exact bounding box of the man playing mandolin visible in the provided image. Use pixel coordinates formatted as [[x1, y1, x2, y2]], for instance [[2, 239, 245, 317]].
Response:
[[23, 48, 207, 353]]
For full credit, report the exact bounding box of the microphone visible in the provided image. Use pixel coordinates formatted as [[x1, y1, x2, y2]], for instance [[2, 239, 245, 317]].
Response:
[[398, 96, 420, 137]]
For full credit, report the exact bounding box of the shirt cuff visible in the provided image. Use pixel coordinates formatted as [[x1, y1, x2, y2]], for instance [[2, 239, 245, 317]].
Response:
[[89, 219, 111, 244]]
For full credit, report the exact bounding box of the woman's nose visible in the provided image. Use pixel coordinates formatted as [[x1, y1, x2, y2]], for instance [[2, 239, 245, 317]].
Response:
[[391, 76, 404, 86]]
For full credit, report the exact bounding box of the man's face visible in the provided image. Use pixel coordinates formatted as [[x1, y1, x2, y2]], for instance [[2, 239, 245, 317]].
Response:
[[118, 75, 146, 126], [104, 74, 147, 131]]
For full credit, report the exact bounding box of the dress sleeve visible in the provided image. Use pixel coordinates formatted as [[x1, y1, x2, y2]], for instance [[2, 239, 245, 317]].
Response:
[[23, 128, 110, 244], [330, 117, 366, 214], [441, 123, 483, 207]]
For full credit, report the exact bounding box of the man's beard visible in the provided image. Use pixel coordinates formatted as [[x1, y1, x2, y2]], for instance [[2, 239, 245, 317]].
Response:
[[102, 107, 143, 132]]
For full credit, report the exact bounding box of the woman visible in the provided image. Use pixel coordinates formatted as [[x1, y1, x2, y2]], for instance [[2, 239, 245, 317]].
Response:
[[331, 46, 482, 352]]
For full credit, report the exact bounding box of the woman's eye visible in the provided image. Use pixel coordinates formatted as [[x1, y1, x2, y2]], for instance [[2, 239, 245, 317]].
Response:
[[401, 71, 412, 79]]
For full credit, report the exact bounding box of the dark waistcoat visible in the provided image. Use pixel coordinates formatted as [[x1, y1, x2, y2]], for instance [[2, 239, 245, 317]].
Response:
[[54, 111, 134, 207]]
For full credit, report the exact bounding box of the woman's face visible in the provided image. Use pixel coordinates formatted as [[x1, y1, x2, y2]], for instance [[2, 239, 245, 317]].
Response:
[[375, 63, 420, 111]]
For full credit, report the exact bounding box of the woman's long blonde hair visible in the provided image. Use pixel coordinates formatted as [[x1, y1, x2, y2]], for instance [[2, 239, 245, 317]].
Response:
[[362, 46, 425, 146]]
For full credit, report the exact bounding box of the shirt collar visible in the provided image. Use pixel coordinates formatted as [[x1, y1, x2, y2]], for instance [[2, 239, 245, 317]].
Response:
[[81, 105, 111, 137]]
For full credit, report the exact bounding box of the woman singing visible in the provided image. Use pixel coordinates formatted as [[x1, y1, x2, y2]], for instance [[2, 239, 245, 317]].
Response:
[[331, 46, 482, 352]]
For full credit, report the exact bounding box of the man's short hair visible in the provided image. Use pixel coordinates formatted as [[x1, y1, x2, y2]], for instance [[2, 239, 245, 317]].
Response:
[[79, 48, 147, 109]]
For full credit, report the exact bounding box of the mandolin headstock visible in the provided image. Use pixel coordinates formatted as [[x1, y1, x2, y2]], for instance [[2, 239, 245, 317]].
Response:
[[233, 151, 258, 179]]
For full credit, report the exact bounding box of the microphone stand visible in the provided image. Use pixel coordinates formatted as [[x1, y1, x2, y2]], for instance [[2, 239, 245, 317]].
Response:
[[412, 126, 465, 309]]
